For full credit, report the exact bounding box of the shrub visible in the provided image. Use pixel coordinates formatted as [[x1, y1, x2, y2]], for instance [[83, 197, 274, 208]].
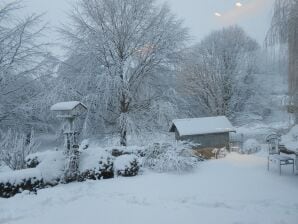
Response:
[[1, 150, 64, 198], [143, 142, 199, 173], [25, 156, 39, 168], [78, 149, 114, 181], [0, 177, 44, 198], [241, 139, 261, 154], [0, 129, 39, 170], [111, 149, 130, 157], [80, 139, 89, 150], [114, 155, 140, 177], [0, 167, 61, 198], [78, 169, 101, 181]]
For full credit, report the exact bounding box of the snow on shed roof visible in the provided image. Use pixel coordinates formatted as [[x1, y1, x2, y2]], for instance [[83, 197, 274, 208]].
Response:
[[169, 116, 235, 136], [50, 101, 87, 111]]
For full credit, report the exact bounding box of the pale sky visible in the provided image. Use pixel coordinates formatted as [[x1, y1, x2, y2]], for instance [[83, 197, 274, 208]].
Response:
[[20, 0, 273, 54]]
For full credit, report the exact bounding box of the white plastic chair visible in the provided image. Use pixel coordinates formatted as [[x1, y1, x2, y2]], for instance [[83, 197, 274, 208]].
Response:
[[266, 134, 295, 175]]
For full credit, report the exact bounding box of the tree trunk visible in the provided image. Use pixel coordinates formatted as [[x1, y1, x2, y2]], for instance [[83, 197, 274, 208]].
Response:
[[120, 124, 127, 146], [119, 63, 130, 146], [120, 94, 129, 146]]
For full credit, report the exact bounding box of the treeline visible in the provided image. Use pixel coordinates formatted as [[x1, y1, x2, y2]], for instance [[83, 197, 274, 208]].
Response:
[[0, 0, 289, 148]]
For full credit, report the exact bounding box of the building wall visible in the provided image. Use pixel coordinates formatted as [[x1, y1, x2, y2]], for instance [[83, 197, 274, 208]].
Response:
[[177, 131, 230, 149]]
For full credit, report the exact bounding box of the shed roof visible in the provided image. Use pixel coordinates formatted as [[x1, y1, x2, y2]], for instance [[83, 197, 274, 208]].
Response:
[[50, 101, 87, 111], [169, 116, 235, 137]]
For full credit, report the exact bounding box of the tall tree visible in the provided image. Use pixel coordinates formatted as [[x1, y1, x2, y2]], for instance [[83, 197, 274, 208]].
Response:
[[61, 0, 188, 146], [266, 0, 298, 122], [180, 26, 259, 118], [0, 0, 54, 132]]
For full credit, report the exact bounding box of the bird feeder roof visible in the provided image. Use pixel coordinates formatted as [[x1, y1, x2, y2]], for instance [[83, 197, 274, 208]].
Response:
[[50, 101, 87, 112]]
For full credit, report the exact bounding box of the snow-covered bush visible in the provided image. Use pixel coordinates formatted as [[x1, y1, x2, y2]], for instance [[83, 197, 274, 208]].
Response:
[[0, 173, 45, 198], [25, 149, 61, 169], [240, 139, 261, 154], [0, 129, 40, 170], [111, 149, 130, 157], [1, 143, 144, 197], [98, 156, 114, 179], [80, 139, 89, 150], [78, 148, 114, 181], [281, 125, 298, 150], [0, 150, 64, 198], [114, 155, 140, 177], [143, 142, 199, 173], [25, 156, 40, 168], [79, 145, 143, 180]]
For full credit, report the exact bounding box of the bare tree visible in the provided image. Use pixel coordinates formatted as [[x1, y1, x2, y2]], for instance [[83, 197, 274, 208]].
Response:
[[180, 26, 259, 118], [266, 0, 298, 122], [0, 129, 39, 170], [61, 0, 188, 146], [0, 0, 54, 131]]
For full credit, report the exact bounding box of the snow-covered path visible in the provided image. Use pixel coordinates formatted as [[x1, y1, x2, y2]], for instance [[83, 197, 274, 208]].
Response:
[[1, 153, 298, 224]]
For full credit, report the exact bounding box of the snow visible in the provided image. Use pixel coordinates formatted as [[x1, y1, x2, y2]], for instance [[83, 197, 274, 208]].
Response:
[[26, 150, 60, 164], [78, 144, 144, 172], [35, 151, 64, 182], [236, 121, 290, 141], [0, 163, 11, 172], [143, 142, 198, 173], [79, 139, 89, 150], [1, 152, 298, 224], [0, 150, 64, 185], [114, 154, 138, 171], [50, 101, 86, 111], [79, 147, 111, 172], [281, 125, 298, 153], [170, 116, 235, 136], [270, 154, 295, 161], [241, 139, 261, 154], [0, 168, 42, 185]]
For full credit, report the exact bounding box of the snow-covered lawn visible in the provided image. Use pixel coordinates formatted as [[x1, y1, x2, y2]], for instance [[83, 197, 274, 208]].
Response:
[[1, 152, 298, 224]]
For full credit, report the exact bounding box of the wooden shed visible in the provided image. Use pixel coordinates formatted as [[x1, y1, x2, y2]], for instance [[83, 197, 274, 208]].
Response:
[[169, 116, 235, 150]]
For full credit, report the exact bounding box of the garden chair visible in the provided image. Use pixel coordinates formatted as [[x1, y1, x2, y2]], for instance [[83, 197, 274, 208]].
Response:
[[266, 134, 295, 175]]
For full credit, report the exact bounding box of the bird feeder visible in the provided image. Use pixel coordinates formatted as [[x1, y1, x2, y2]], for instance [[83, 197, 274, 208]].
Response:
[[51, 101, 87, 150], [51, 101, 87, 182]]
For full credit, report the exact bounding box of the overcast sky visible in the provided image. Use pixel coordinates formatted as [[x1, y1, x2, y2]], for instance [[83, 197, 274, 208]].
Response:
[[21, 0, 273, 54]]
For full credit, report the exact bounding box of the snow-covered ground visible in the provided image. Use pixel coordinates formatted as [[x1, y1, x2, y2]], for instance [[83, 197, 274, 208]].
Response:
[[1, 152, 298, 224]]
